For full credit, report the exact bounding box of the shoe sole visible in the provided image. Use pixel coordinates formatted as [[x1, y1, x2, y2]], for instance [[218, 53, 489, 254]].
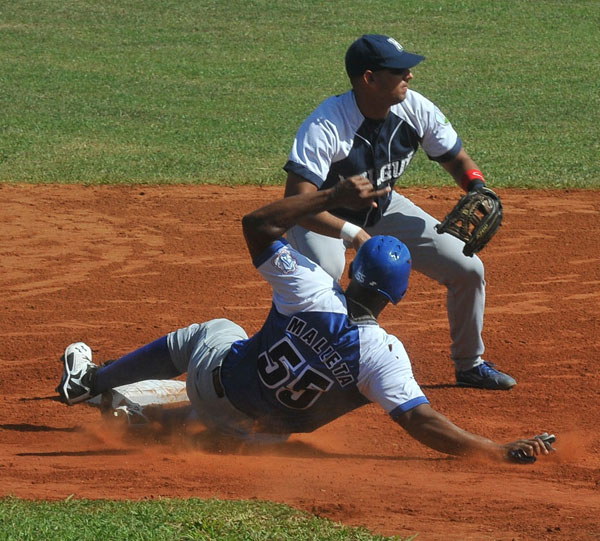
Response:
[[456, 381, 516, 390], [58, 345, 93, 405]]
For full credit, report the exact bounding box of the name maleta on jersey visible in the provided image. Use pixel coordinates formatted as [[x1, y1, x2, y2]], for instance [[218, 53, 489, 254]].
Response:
[[286, 315, 355, 388]]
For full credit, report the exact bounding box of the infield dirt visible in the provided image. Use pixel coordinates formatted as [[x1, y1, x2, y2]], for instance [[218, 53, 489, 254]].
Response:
[[1, 184, 599, 540]]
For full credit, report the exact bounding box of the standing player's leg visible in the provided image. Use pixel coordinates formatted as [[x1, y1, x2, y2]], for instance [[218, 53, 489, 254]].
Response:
[[286, 224, 347, 280], [368, 192, 515, 389]]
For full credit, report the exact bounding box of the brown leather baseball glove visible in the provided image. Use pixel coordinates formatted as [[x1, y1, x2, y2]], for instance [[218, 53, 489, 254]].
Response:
[[435, 186, 503, 257]]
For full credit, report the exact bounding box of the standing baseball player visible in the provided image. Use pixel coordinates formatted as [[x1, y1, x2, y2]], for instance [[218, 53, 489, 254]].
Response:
[[284, 34, 515, 390], [56, 177, 552, 463]]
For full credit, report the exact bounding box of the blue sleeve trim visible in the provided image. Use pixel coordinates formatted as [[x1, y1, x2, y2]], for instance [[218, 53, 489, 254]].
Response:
[[427, 136, 462, 163], [283, 160, 324, 188], [253, 238, 289, 268], [389, 396, 430, 420]]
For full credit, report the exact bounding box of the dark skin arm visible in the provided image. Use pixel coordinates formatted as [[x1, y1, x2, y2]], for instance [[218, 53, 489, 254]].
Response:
[[243, 176, 390, 261], [395, 404, 552, 461], [440, 148, 481, 191], [284, 172, 372, 250]]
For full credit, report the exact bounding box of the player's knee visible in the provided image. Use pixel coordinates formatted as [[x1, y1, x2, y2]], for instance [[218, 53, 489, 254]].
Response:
[[297, 244, 345, 280], [167, 323, 205, 371], [182, 322, 203, 343], [455, 254, 485, 285], [178, 320, 232, 349], [320, 258, 345, 281]]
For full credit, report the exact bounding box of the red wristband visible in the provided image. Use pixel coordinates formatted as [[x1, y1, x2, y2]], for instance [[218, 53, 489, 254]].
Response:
[[460, 169, 485, 191]]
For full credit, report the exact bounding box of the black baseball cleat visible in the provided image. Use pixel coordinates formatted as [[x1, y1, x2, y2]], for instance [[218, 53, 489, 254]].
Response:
[[455, 361, 516, 390], [56, 342, 98, 405]]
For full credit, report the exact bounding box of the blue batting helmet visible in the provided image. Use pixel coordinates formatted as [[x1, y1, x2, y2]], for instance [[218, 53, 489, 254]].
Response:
[[351, 236, 411, 304]]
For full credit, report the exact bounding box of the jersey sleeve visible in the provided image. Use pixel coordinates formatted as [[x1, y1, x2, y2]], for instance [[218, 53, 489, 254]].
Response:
[[355, 326, 429, 417], [253, 239, 347, 317], [283, 114, 338, 188], [399, 90, 462, 163]]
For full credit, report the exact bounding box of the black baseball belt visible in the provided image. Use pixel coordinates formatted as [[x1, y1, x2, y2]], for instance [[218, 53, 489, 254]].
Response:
[[211, 366, 225, 398]]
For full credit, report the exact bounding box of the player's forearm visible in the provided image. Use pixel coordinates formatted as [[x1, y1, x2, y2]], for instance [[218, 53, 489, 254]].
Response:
[[296, 210, 349, 238], [297, 212, 372, 253], [441, 148, 484, 192], [244, 189, 335, 240], [397, 404, 503, 460], [408, 416, 501, 458]]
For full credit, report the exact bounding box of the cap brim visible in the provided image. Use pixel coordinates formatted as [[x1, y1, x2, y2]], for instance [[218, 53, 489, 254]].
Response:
[[384, 51, 425, 70]]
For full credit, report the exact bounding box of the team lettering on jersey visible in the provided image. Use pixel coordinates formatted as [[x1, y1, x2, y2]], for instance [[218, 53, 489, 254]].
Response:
[[337, 153, 415, 188], [286, 315, 355, 387], [378, 152, 414, 184]]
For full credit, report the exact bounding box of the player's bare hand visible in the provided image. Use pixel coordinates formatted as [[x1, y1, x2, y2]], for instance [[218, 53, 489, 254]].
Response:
[[502, 433, 556, 463], [331, 176, 391, 209]]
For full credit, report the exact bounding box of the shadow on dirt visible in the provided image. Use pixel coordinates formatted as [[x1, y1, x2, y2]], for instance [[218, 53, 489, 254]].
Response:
[[16, 449, 135, 457], [0, 423, 83, 433]]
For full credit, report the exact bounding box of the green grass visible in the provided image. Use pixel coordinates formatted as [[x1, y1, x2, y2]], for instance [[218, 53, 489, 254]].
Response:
[[0, 0, 598, 187], [0, 497, 409, 541]]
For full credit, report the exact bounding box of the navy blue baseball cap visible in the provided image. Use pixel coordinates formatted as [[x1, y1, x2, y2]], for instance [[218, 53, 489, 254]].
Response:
[[345, 34, 425, 78]]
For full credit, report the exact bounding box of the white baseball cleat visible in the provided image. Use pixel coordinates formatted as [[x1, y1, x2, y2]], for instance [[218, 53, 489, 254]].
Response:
[[56, 342, 98, 405]]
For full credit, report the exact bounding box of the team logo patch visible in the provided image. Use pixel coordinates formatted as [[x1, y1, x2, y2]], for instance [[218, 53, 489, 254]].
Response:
[[273, 247, 298, 274], [435, 107, 449, 125], [387, 37, 404, 52]]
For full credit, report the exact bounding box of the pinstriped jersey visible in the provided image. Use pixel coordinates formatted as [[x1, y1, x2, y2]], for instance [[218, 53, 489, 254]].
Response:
[[284, 89, 462, 227], [220, 240, 428, 433]]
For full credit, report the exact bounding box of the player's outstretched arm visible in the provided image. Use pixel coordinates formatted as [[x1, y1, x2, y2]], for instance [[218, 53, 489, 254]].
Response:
[[395, 404, 553, 463], [242, 176, 389, 260]]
